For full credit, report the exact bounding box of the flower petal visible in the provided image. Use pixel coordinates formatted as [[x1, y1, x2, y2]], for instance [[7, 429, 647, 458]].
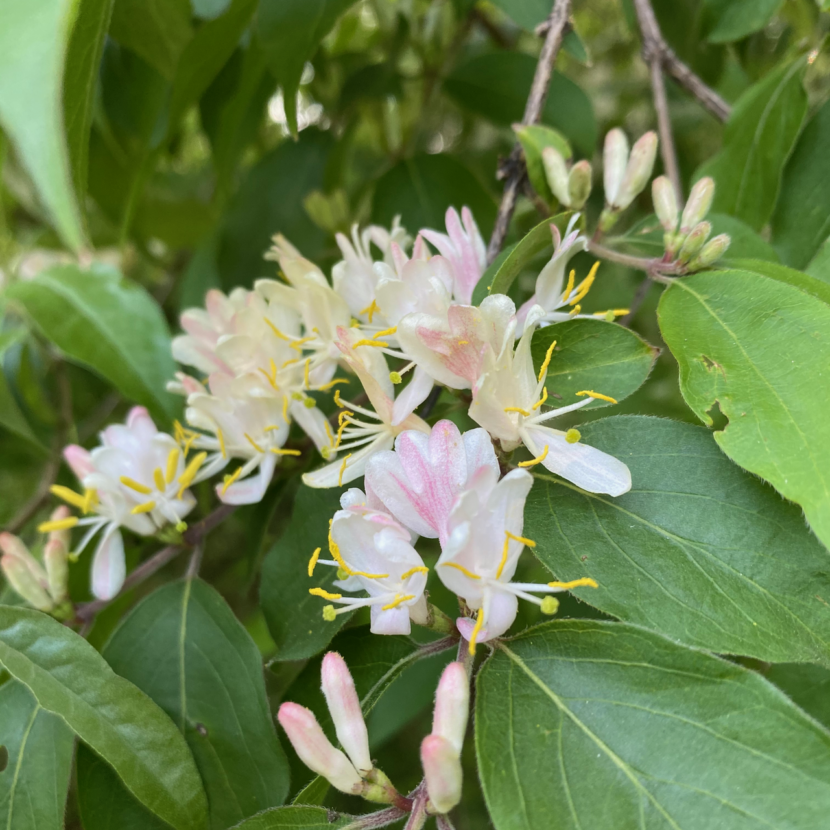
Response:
[[91, 527, 126, 601]]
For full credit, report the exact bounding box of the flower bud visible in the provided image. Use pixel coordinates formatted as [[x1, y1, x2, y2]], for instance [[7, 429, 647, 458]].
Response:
[[615, 131, 658, 210], [680, 177, 715, 234], [321, 652, 372, 775], [603, 128, 629, 206], [688, 233, 731, 271], [432, 662, 469, 756], [567, 161, 592, 209], [541, 146, 571, 206], [44, 506, 70, 604], [0, 533, 52, 612], [677, 221, 711, 264], [277, 702, 363, 795], [652, 176, 678, 233], [421, 735, 462, 814]]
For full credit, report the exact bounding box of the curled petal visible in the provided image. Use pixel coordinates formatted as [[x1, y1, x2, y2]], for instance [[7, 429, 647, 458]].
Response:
[[456, 591, 518, 643], [91, 527, 126, 601]]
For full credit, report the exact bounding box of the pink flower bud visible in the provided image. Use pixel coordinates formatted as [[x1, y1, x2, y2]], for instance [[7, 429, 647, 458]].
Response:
[[44, 507, 71, 604], [421, 735, 462, 814], [680, 177, 715, 234], [603, 128, 629, 206], [541, 146, 570, 206], [277, 702, 363, 795], [615, 131, 658, 210], [321, 651, 372, 775], [432, 662, 469, 756], [0, 533, 52, 611], [652, 176, 678, 233]]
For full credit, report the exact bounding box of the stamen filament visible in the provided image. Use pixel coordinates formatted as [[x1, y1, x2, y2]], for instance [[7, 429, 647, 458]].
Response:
[[382, 594, 415, 610], [245, 433, 265, 454], [338, 454, 353, 487], [468, 607, 485, 655]]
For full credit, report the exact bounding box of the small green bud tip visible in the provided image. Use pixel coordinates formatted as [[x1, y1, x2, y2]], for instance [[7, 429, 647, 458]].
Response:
[[304, 396, 316, 408], [175, 521, 187, 533], [389, 371, 402, 384], [568, 161, 593, 210], [565, 428, 581, 444], [323, 605, 336, 622], [604, 310, 616, 323], [291, 392, 303, 401], [321, 447, 332, 460], [677, 221, 711, 264], [68, 552, 80, 563], [337, 566, 349, 580], [541, 596, 560, 615]]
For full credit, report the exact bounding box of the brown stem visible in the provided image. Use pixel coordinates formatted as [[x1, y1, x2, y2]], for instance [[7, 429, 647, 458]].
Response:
[[341, 807, 408, 830], [486, 0, 572, 264], [648, 56, 682, 200], [620, 278, 654, 325], [586, 239, 679, 283]]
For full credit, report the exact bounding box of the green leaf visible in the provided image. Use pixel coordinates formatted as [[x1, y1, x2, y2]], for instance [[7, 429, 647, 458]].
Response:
[[261, 486, 353, 661], [76, 744, 169, 830], [476, 620, 830, 830], [229, 805, 353, 830], [100, 579, 290, 829], [63, 0, 115, 199], [444, 52, 597, 156], [531, 321, 658, 410], [0, 681, 74, 830], [658, 270, 830, 550], [772, 99, 830, 269], [5, 264, 179, 424], [807, 237, 830, 284], [703, 0, 781, 43], [514, 124, 572, 205], [698, 59, 807, 231], [256, 0, 358, 137], [767, 663, 830, 731], [0, 330, 42, 448], [0, 0, 84, 249], [109, 0, 193, 81], [371, 153, 497, 239], [526, 416, 830, 665], [0, 607, 207, 830], [728, 258, 830, 306]]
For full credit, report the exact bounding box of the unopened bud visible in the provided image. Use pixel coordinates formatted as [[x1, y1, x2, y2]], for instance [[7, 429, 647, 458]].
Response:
[[568, 161, 592, 209], [432, 662, 469, 756], [615, 131, 658, 210], [603, 128, 629, 206], [652, 176, 678, 233], [321, 652, 372, 775], [421, 735, 462, 814], [677, 221, 711, 264], [277, 702, 363, 794], [680, 177, 714, 234], [541, 147, 571, 206], [0, 533, 52, 611], [688, 234, 731, 271], [44, 507, 70, 604]]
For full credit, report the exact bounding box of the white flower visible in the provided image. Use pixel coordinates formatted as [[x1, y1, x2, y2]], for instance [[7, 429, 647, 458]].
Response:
[[470, 308, 632, 497], [308, 487, 429, 635]]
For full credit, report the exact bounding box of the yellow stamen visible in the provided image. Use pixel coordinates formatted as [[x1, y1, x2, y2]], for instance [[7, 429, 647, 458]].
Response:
[[468, 607, 485, 655], [537, 340, 557, 383], [400, 566, 429, 580], [457, 340, 469, 345], [316, 378, 350, 391], [153, 467, 166, 492], [334, 389, 346, 408], [245, 433, 265, 454], [178, 451, 207, 496], [216, 429, 227, 459], [271, 448, 302, 456], [221, 466, 243, 495], [565, 428, 581, 444], [570, 261, 600, 306], [281, 358, 299, 369], [166, 448, 181, 483], [131, 500, 156, 515], [518, 445, 549, 468], [353, 339, 388, 348], [504, 407, 530, 417], [303, 359, 311, 389], [390, 372, 402, 384], [569, 304, 582, 316], [263, 317, 291, 341], [49, 485, 87, 510], [38, 516, 79, 533], [282, 395, 290, 423], [441, 562, 480, 580], [593, 309, 629, 318], [548, 577, 599, 590], [323, 419, 335, 447], [289, 335, 316, 352], [373, 326, 397, 340], [360, 299, 380, 323], [532, 387, 548, 410], [576, 390, 618, 404], [507, 530, 536, 548], [309, 587, 342, 600], [83, 488, 97, 514], [561, 269, 575, 302], [120, 476, 152, 495], [327, 519, 389, 579], [308, 547, 322, 577], [382, 594, 415, 611], [338, 454, 353, 487], [495, 531, 537, 579], [323, 605, 337, 621]]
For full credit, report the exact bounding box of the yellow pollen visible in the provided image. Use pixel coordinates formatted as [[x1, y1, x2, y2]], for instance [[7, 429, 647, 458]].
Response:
[[282, 396, 290, 423], [83, 488, 98, 513], [131, 500, 157, 515], [441, 562, 480, 580], [518, 445, 549, 468], [360, 299, 380, 323], [548, 577, 599, 590], [153, 467, 166, 492], [323, 605, 337, 621], [468, 607, 485, 655], [271, 447, 301, 456], [316, 378, 350, 391], [221, 466, 243, 495], [245, 433, 265, 453], [290, 335, 315, 352], [382, 594, 415, 611], [49, 485, 87, 511], [327, 519, 389, 579], [353, 339, 388, 348], [532, 388, 548, 410], [334, 389, 346, 408], [308, 547, 322, 577], [576, 390, 618, 404], [309, 587, 342, 600], [569, 304, 582, 316], [400, 566, 429, 580], [38, 516, 79, 533], [457, 340, 469, 345], [303, 359, 311, 388], [561, 269, 575, 302], [507, 530, 536, 548], [373, 326, 397, 340], [570, 261, 600, 306], [281, 358, 299, 370], [166, 448, 180, 483], [178, 451, 207, 497], [390, 371, 402, 384], [263, 317, 291, 341], [565, 428, 581, 444], [537, 340, 557, 382], [593, 309, 629, 319], [120, 476, 152, 495], [338, 454, 353, 487], [504, 407, 530, 417]]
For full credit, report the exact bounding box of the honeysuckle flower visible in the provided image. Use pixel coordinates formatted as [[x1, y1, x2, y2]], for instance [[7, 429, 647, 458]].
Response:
[[265, 233, 328, 287], [470, 308, 631, 497], [307, 487, 429, 634], [420, 207, 487, 304], [365, 420, 499, 545], [302, 328, 429, 488]]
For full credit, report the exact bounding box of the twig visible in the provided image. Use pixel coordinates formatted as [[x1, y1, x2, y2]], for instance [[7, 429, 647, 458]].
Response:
[[487, 0, 572, 264], [186, 541, 204, 579], [631, 0, 730, 124], [437, 816, 458, 830], [341, 807, 408, 830], [648, 57, 682, 199], [586, 239, 679, 283], [620, 278, 654, 325]]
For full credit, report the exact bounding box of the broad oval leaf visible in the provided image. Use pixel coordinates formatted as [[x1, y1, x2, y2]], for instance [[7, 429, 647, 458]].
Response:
[[100, 578, 290, 829], [772, 99, 830, 269], [698, 59, 807, 231], [702, 0, 781, 43], [531, 320, 658, 410], [0, 0, 84, 249], [728, 259, 830, 306], [5, 264, 179, 423], [514, 124, 572, 206], [0, 680, 74, 830], [476, 620, 830, 830], [767, 663, 830, 731], [658, 270, 830, 550], [526, 416, 830, 665], [0, 606, 207, 830], [230, 805, 353, 829]]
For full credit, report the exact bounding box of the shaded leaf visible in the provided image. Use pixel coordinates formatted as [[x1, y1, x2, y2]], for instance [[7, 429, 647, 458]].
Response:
[[0, 330, 42, 448], [658, 270, 830, 549], [728, 259, 830, 306], [230, 806, 353, 829], [514, 124, 571, 206], [807, 237, 830, 284], [0, 606, 207, 830], [477, 620, 830, 830], [527, 416, 830, 665], [703, 0, 781, 43], [767, 663, 830, 731]]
